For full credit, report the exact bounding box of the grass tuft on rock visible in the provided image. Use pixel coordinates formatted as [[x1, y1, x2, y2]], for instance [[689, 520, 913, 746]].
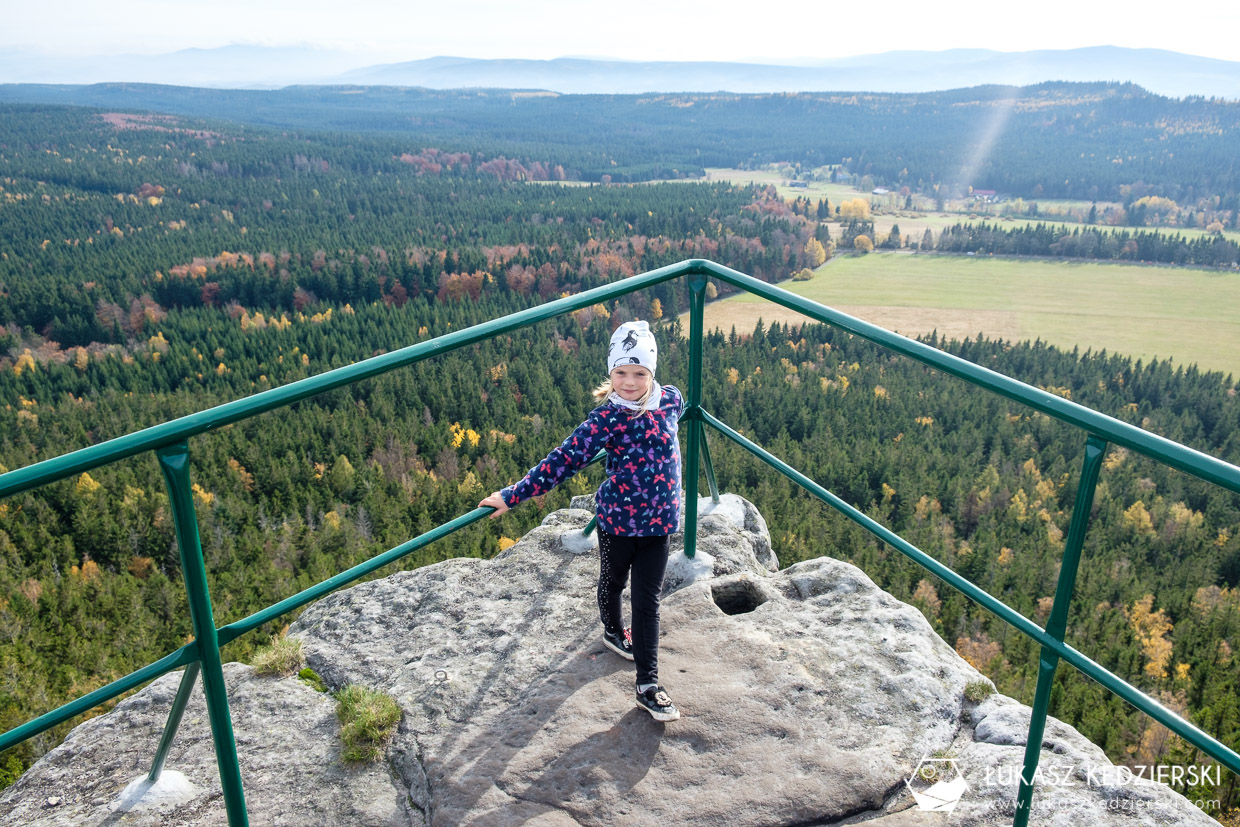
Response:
[[250, 634, 305, 678], [337, 684, 402, 762], [964, 680, 994, 703]]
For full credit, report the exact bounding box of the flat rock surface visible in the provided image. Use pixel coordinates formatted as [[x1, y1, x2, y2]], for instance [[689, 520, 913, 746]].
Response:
[[1, 495, 1216, 826], [0, 662, 409, 826]]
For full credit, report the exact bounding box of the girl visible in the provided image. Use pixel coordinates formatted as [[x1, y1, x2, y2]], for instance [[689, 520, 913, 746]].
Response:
[[479, 320, 683, 722]]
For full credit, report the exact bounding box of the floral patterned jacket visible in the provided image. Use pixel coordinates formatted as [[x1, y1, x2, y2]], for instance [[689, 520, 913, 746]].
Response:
[[501, 385, 683, 536]]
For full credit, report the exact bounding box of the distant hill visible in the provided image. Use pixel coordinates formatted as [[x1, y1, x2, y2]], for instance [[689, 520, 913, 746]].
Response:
[[0, 45, 364, 89], [337, 48, 1240, 99], [1, 46, 1236, 99]]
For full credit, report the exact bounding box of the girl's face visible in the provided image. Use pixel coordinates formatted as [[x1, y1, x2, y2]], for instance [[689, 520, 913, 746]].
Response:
[[610, 365, 652, 401]]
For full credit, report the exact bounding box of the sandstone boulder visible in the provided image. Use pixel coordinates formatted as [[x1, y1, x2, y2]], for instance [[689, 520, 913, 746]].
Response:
[[0, 662, 410, 826], [1, 495, 1215, 826]]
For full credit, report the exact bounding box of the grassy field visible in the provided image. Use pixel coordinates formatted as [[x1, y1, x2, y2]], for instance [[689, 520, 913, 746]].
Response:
[[686, 253, 1240, 379], [699, 168, 1240, 245], [835, 212, 1052, 245], [703, 167, 856, 203]]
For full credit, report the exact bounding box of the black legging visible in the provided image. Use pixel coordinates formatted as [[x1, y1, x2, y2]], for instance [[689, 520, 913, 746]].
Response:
[[597, 529, 670, 687]]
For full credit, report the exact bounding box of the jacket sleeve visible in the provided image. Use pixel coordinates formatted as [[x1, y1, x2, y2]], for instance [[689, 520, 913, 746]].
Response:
[[666, 384, 685, 417], [501, 407, 612, 507]]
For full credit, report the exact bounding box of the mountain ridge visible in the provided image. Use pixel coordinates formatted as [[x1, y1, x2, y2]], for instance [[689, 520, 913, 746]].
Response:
[[2, 45, 1236, 98], [339, 47, 1240, 99]]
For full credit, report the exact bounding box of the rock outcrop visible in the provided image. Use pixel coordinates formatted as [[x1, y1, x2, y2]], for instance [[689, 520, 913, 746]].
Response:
[[0, 495, 1215, 826]]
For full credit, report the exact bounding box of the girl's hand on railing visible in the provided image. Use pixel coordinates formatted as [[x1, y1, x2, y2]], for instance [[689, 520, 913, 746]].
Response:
[[479, 491, 509, 518]]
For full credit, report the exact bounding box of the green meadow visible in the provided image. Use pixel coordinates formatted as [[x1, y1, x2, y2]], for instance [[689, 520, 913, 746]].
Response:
[[699, 167, 1240, 245], [693, 253, 1240, 379]]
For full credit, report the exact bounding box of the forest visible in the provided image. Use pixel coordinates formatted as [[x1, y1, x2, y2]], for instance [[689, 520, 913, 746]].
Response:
[[3, 80, 1240, 206], [1, 102, 1240, 818], [932, 222, 1240, 267]]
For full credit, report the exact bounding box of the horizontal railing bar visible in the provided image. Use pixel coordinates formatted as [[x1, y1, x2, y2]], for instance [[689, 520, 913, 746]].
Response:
[[217, 451, 607, 646], [688, 260, 1240, 495], [0, 643, 198, 754], [0, 264, 686, 500], [218, 507, 489, 646], [700, 408, 1240, 777]]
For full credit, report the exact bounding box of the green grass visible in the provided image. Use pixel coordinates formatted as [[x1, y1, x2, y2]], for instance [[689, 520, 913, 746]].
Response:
[[700, 168, 1240, 244], [336, 684, 402, 763], [250, 634, 305, 678], [964, 680, 995, 703], [703, 167, 858, 202], [695, 253, 1240, 379]]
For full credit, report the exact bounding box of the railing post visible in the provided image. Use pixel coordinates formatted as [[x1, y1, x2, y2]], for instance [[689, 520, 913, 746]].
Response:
[[699, 426, 720, 503], [148, 661, 201, 782], [156, 442, 249, 826], [683, 272, 708, 558], [1013, 435, 1108, 826]]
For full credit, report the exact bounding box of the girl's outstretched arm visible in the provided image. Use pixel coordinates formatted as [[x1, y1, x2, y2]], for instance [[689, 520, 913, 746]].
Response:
[[498, 407, 613, 510], [479, 491, 509, 518]]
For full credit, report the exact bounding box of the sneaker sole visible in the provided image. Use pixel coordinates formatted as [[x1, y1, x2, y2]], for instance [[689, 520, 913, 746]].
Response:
[[635, 699, 680, 722], [602, 637, 635, 661]]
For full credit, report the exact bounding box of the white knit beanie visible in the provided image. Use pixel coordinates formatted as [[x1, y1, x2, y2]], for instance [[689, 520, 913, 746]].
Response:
[[608, 320, 657, 374]]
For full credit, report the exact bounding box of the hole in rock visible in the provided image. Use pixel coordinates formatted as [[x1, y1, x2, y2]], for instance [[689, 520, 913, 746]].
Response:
[[710, 579, 769, 616]]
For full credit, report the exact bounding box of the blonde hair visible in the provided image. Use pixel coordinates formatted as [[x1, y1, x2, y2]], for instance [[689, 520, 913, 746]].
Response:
[[593, 377, 657, 417]]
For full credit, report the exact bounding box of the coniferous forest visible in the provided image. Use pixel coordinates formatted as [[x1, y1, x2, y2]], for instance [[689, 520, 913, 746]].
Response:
[[1, 100, 1239, 817], [4, 81, 1240, 207]]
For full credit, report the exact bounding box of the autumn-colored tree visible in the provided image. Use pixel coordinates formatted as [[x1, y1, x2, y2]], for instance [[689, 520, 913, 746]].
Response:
[[853, 234, 874, 253], [505, 264, 536, 295], [14, 349, 37, 376], [839, 198, 872, 220], [912, 579, 942, 620], [956, 634, 1003, 672], [201, 282, 222, 307], [1127, 594, 1174, 680], [804, 238, 827, 267], [385, 282, 409, 308], [1131, 195, 1180, 226]]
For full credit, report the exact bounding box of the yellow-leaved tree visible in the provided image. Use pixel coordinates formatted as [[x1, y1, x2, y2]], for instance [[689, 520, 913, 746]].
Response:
[[839, 198, 871, 219], [1127, 594, 1174, 680], [804, 238, 827, 268]]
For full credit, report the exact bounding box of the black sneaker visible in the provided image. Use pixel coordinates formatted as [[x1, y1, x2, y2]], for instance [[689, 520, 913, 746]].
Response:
[[635, 685, 680, 722], [602, 628, 634, 661]]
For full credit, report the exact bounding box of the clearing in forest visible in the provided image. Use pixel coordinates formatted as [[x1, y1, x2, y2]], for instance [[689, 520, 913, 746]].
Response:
[[690, 253, 1240, 379]]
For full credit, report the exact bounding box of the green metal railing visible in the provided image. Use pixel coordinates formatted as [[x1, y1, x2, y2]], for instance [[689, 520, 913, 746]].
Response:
[[2, 259, 1239, 826]]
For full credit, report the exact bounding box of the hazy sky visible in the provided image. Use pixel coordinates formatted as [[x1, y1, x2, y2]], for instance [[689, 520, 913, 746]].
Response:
[[4, 0, 1237, 63]]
